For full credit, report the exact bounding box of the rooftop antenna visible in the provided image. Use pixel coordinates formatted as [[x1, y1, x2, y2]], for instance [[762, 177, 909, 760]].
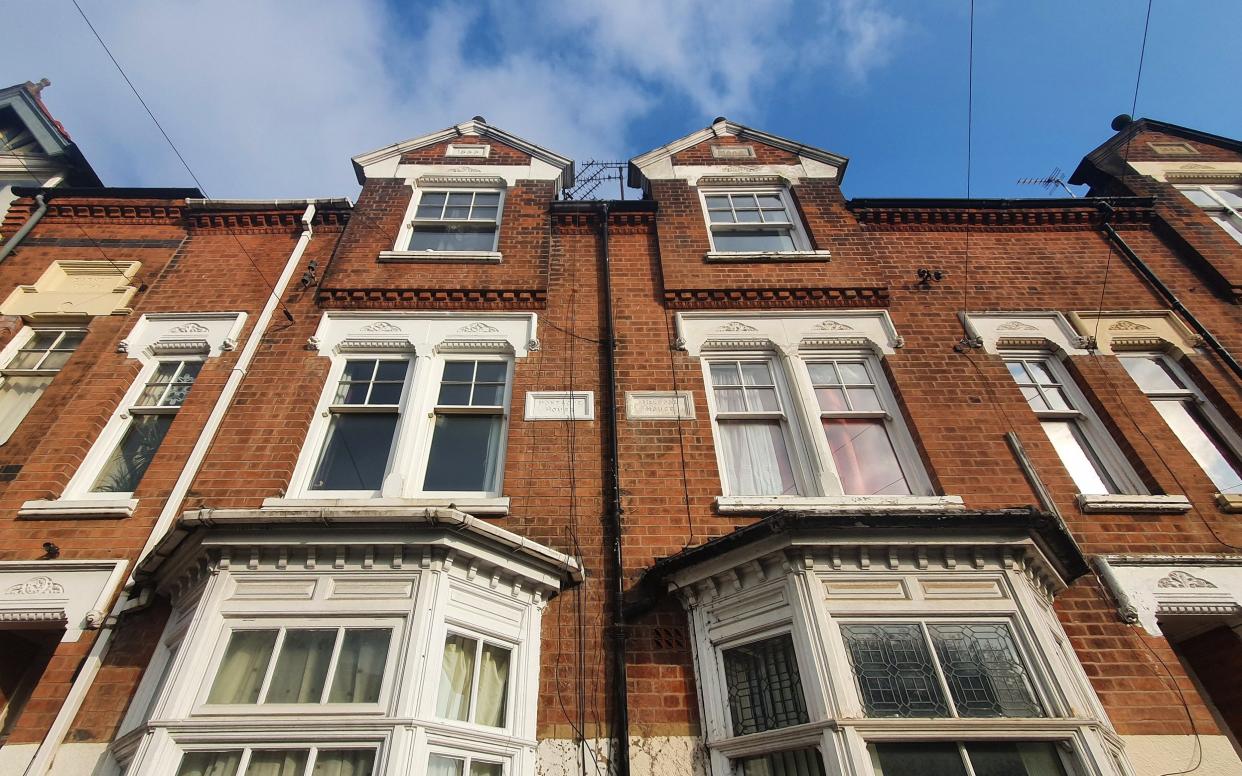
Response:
[[1017, 166, 1077, 197]]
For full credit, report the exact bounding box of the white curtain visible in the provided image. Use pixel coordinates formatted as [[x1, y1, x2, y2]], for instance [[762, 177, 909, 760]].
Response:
[[427, 755, 464, 776], [245, 750, 307, 776], [475, 644, 511, 727], [0, 375, 51, 445], [720, 421, 796, 496], [266, 630, 334, 704], [436, 635, 477, 721], [177, 751, 242, 776], [311, 749, 376, 776], [328, 629, 390, 703], [207, 631, 277, 704]]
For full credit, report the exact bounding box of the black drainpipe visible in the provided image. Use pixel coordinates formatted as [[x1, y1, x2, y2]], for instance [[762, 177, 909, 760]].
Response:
[[598, 201, 632, 776], [1096, 200, 1242, 381]]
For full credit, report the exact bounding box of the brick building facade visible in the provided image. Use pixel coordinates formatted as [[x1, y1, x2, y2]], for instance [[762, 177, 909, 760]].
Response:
[[0, 104, 1239, 776]]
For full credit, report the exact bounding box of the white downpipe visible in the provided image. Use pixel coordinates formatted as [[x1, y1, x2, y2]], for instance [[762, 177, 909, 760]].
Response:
[[22, 203, 319, 776]]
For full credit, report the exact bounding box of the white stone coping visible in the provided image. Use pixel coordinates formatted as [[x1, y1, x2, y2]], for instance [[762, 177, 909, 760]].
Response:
[[378, 250, 502, 264], [260, 496, 510, 516], [703, 250, 831, 263], [18, 497, 138, 519], [1076, 494, 1192, 514], [714, 495, 966, 515]]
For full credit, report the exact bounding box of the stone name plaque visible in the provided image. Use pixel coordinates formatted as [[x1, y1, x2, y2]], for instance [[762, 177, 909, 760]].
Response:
[[625, 391, 695, 420]]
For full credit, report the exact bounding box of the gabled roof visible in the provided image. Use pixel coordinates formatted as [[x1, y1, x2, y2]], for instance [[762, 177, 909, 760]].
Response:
[[351, 118, 575, 187], [0, 79, 101, 186], [627, 117, 849, 189], [1069, 117, 1242, 187]]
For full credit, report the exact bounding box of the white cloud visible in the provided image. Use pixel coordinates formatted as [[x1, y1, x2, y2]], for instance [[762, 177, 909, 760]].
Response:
[[0, 0, 907, 198]]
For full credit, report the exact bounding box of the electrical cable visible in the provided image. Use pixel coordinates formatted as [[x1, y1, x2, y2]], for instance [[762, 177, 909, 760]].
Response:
[[71, 0, 296, 322]]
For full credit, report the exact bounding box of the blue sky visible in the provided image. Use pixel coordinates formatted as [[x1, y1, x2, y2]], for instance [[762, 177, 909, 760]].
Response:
[[4, 1, 1240, 200]]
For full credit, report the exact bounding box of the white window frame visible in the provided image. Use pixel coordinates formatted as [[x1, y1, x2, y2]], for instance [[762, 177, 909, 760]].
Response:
[[431, 626, 519, 732], [172, 742, 384, 776], [288, 352, 514, 500], [698, 186, 813, 254], [392, 186, 506, 256], [701, 349, 933, 500], [1002, 351, 1146, 497], [1120, 352, 1242, 496], [0, 325, 86, 445], [193, 617, 403, 715], [62, 354, 205, 501], [1175, 183, 1242, 245]]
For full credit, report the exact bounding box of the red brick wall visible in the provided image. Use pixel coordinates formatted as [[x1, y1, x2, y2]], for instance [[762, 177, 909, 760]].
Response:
[[398, 135, 531, 166]]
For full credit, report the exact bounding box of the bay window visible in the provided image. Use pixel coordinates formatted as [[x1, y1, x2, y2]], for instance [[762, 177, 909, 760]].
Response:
[[869, 742, 1070, 776], [176, 747, 377, 776], [0, 327, 85, 444], [1120, 353, 1242, 494]]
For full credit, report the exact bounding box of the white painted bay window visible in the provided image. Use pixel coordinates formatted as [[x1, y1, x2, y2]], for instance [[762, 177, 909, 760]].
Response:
[[1120, 353, 1242, 494], [661, 527, 1130, 776], [0, 327, 85, 444]]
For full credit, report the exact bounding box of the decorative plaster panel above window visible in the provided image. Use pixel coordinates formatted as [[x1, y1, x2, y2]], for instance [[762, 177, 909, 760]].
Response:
[[1067, 310, 1202, 356], [674, 310, 904, 357], [959, 312, 1090, 355], [0, 260, 141, 318], [307, 312, 538, 358]]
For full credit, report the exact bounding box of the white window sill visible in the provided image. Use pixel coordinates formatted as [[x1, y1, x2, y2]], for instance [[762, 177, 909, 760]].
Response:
[[378, 250, 502, 264], [714, 495, 965, 515], [704, 250, 831, 263], [19, 497, 138, 519], [1216, 492, 1242, 513], [1076, 494, 1192, 514], [261, 496, 510, 516]]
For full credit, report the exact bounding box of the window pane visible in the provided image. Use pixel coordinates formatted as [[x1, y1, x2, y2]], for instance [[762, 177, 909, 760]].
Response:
[[312, 750, 376, 776], [471, 383, 504, 406], [178, 751, 243, 776], [375, 361, 408, 381], [735, 208, 762, 223], [822, 419, 911, 496], [714, 386, 746, 412], [428, 756, 464, 776], [25, 331, 61, 351], [1211, 214, 1242, 244], [1179, 188, 1217, 207], [1041, 420, 1114, 494], [420, 192, 447, 208], [705, 195, 730, 209], [1154, 400, 1242, 493], [1024, 361, 1054, 384], [207, 630, 278, 704], [90, 413, 174, 493], [6, 350, 45, 369], [474, 361, 507, 383], [422, 415, 504, 491], [710, 363, 741, 386], [265, 629, 336, 704], [840, 624, 949, 717], [807, 362, 838, 384], [408, 226, 497, 252], [245, 750, 309, 776], [719, 421, 798, 496], [739, 362, 773, 386], [836, 362, 870, 384], [476, 643, 511, 727], [755, 194, 784, 209], [814, 387, 847, 412], [470, 764, 503, 776], [1119, 356, 1184, 392], [164, 362, 202, 406], [722, 634, 809, 735], [966, 742, 1069, 776], [708, 208, 735, 223], [328, 629, 391, 703], [1006, 361, 1030, 381], [367, 381, 403, 405], [846, 387, 883, 412], [1020, 386, 1049, 411], [713, 229, 796, 252], [38, 350, 73, 370], [474, 192, 500, 206], [310, 413, 398, 491], [343, 360, 376, 381], [739, 749, 826, 776], [438, 383, 472, 405], [437, 634, 477, 721], [472, 206, 498, 221], [870, 743, 966, 776], [928, 623, 1044, 718], [442, 361, 475, 381], [748, 387, 780, 411]]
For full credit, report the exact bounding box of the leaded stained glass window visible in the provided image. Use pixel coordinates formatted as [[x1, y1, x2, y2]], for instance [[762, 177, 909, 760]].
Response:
[[722, 633, 809, 735], [841, 621, 1043, 719]]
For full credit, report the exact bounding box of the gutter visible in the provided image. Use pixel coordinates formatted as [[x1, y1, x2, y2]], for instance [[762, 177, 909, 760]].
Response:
[[0, 193, 47, 263], [1096, 200, 1242, 381], [21, 202, 321, 776]]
